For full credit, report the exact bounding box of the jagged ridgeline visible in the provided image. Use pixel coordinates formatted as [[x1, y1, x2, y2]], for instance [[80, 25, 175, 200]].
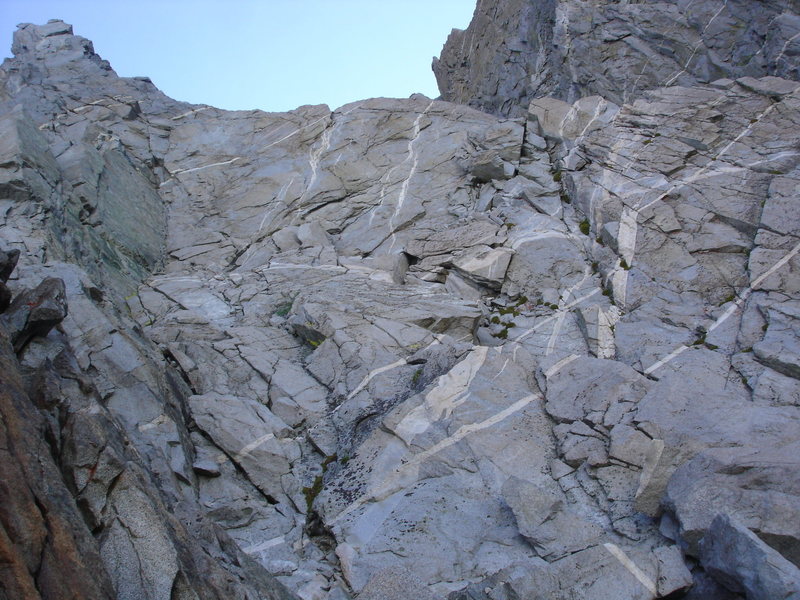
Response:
[[1, 2, 799, 599]]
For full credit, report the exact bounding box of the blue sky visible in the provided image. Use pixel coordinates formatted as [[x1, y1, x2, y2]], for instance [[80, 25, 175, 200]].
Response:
[[0, 1, 475, 112]]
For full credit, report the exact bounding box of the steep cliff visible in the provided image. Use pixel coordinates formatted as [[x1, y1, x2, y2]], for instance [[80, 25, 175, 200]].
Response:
[[434, 0, 800, 116], [1, 7, 799, 600]]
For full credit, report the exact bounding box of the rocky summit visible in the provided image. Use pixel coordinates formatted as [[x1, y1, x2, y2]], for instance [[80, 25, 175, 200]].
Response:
[[1, 2, 799, 599]]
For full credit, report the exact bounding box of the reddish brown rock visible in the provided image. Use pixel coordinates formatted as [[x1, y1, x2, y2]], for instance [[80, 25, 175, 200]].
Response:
[[0, 322, 116, 600]]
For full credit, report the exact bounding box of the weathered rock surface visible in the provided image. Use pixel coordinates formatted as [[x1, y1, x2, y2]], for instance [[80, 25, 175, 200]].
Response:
[[0, 254, 295, 600], [1, 7, 799, 600], [664, 446, 800, 565], [0, 273, 114, 600], [699, 514, 800, 600], [435, 0, 800, 117], [3, 276, 67, 352]]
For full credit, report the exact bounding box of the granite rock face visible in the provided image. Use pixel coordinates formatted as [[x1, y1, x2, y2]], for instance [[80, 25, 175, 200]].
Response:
[[0, 257, 295, 600], [1, 9, 799, 600], [434, 0, 800, 116]]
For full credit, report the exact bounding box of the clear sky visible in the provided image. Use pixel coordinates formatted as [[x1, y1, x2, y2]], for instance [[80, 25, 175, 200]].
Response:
[[0, 0, 476, 112]]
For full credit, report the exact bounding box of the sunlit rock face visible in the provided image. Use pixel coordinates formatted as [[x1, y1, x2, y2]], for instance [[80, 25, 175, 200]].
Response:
[[1, 6, 800, 600]]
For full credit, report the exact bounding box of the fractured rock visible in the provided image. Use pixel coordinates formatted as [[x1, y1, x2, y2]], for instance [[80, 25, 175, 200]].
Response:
[[3, 7, 800, 600], [663, 445, 800, 565], [699, 514, 800, 600], [434, 0, 800, 116], [502, 476, 603, 560], [2, 277, 67, 353]]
